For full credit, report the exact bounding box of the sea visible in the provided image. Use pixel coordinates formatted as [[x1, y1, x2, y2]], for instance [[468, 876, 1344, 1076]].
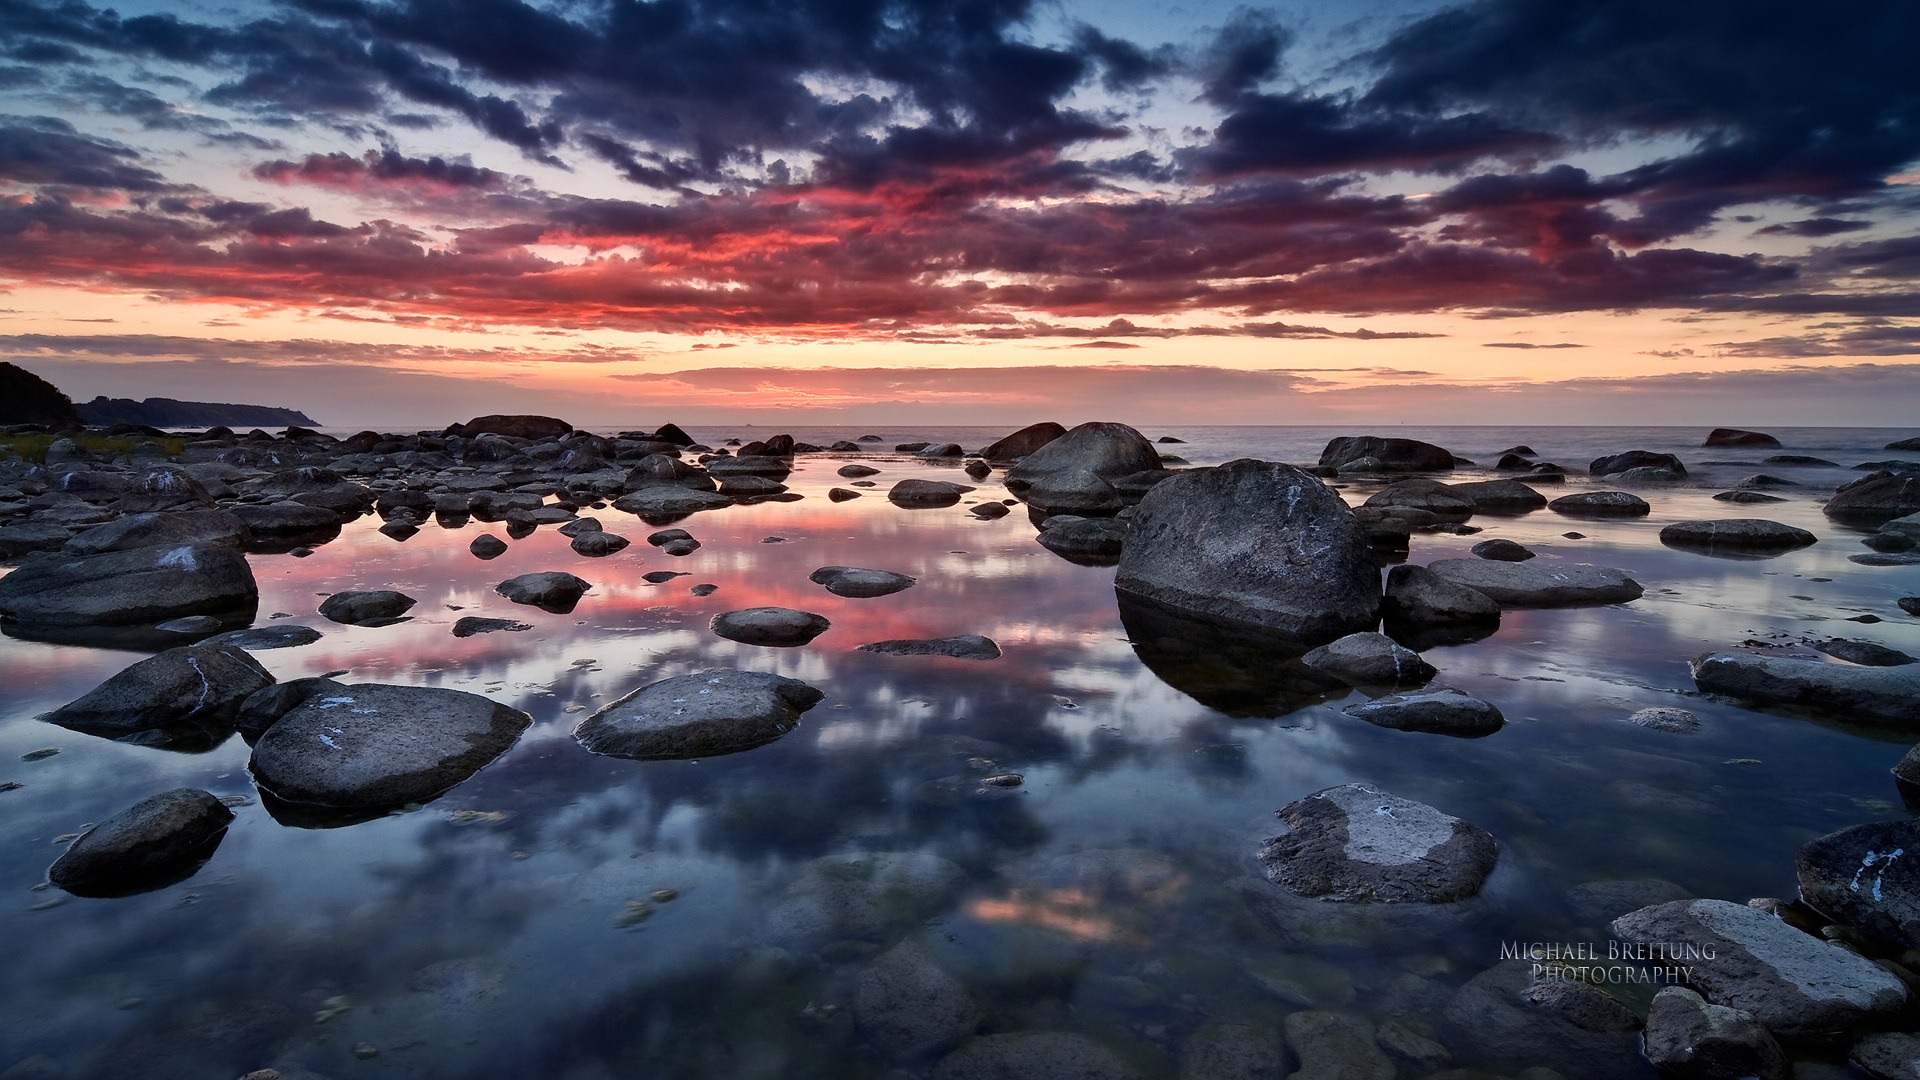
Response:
[[2, 424, 1917, 1078]]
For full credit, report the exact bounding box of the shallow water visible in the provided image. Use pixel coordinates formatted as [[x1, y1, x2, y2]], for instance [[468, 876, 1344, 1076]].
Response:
[[3, 425, 1918, 1079]]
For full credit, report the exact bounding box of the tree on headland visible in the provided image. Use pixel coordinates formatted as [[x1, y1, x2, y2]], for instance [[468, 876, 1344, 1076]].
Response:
[[0, 363, 81, 426]]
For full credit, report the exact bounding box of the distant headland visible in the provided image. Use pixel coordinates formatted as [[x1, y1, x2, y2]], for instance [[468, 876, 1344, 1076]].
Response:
[[0, 362, 315, 429]]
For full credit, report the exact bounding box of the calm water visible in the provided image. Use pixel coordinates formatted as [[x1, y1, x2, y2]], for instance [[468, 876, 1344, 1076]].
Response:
[[3, 425, 1918, 1078]]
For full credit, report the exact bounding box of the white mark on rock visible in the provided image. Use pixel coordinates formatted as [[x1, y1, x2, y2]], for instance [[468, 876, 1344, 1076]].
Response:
[[156, 546, 198, 571], [1851, 848, 1905, 903]]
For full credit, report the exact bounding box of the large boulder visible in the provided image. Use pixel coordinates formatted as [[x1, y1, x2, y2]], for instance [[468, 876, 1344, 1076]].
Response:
[[1003, 421, 1162, 495], [0, 543, 258, 628], [710, 607, 830, 647], [496, 571, 591, 613], [1318, 436, 1453, 473], [1548, 491, 1650, 517], [1258, 784, 1498, 903], [1642, 987, 1783, 1080], [1590, 450, 1686, 477], [857, 635, 1002, 660], [1658, 519, 1817, 557], [887, 479, 975, 508], [1704, 428, 1782, 448], [1424, 558, 1643, 607], [1797, 819, 1920, 950], [1344, 687, 1505, 737], [574, 669, 823, 760], [1022, 467, 1125, 513], [1446, 479, 1547, 513], [42, 643, 273, 745], [62, 510, 250, 555], [1826, 470, 1920, 527], [250, 683, 532, 810], [1381, 564, 1501, 628], [809, 566, 916, 598], [226, 501, 343, 544], [1301, 632, 1436, 686], [47, 789, 233, 897], [1441, 962, 1644, 1080], [1036, 515, 1129, 564], [1114, 459, 1380, 649], [1362, 479, 1474, 518], [1611, 899, 1908, 1038], [979, 421, 1067, 460], [1692, 652, 1920, 724], [447, 414, 572, 440], [612, 487, 733, 521], [855, 940, 983, 1061], [318, 589, 417, 625]]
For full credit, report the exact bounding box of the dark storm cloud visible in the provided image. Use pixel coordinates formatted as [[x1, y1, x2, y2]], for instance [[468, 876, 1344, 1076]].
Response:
[[0, 114, 173, 191]]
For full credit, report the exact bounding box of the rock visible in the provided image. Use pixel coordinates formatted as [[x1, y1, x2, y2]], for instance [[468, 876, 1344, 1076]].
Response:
[[495, 571, 591, 613], [0, 543, 258, 627], [1611, 899, 1908, 1038], [1318, 436, 1454, 473], [856, 635, 1002, 660], [318, 589, 416, 626], [1796, 819, 1920, 951], [1705, 428, 1783, 448], [1590, 450, 1686, 477], [1259, 784, 1498, 903], [718, 475, 788, 498], [647, 528, 694, 546], [1547, 491, 1650, 517], [227, 501, 344, 546], [917, 442, 965, 458], [1424, 558, 1643, 606], [250, 684, 532, 811], [47, 789, 233, 897], [1659, 519, 1817, 556], [1179, 1024, 1282, 1080], [1003, 421, 1163, 496], [1471, 538, 1534, 561], [662, 538, 699, 556], [470, 533, 508, 559], [62, 510, 250, 555], [1344, 687, 1505, 737], [980, 421, 1067, 460], [447, 414, 572, 440], [1813, 638, 1916, 666], [1035, 515, 1128, 563], [451, 616, 532, 638], [1302, 632, 1436, 686], [574, 669, 823, 760], [768, 850, 968, 947], [1284, 1011, 1393, 1080], [1447, 479, 1548, 512], [1715, 490, 1788, 504], [624, 453, 715, 491], [202, 624, 322, 651], [570, 530, 629, 556], [1827, 470, 1920, 527], [1442, 961, 1644, 1080], [963, 459, 991, 480], [610, 488, 733, 521], [809, 566, 916, 598], [969, 501, 1010, 519], [1381, 564, 1501, 628], [234, 676, 346, 740], [0, 522, 71, 559], [837, 463, 881, 478], [1854, 1032, 1920, 1080], [709, 606, 830, 647], [855, 940, 982, 1060], [706, 455, 790, 479], [828, 487, 862, 501], [42, 643, 274, 745], [156, 615, 224, 635], [1626, 707, 1699, 733], [1022, 467, 1125, 513], [1692, 652, 1920, 724], [1765, 454, 1840, 467], [1114, 460, 1380, 649], [1363, 479, 1475, 518], [1904, 597, 1920, 617], [887, 479, 975, 508], [933, 1032, 1141, 1080]]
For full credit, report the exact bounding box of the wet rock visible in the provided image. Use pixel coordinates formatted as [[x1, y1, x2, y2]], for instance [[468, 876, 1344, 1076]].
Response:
[[1705, 428, 1782, 448], [447, 414, 572, 440], [234, 676, 347, 740], [933, 1032, 1141, 1080], [1813, 638, 1917, 666], [709, 606, 829, 646], [855, 940, 982, 1060], [838, 463, 882, 478], [1302, 632, 1436, 686], [1547, 491, 1651, 517], [1471, 538, 1534, 561], [1611, 899, 1909, 1038], [1363, 479, 1475, 518], [690, 583, 718, 596], [1853, 1032, 1920, 1080], [0, 543, 258, 627], [1715, 490, 1788, 504], [1179, 1024, 1282, 1080], [250, 683, 532, 811], [43, 643, 273, 744], [1626, 707, 1700, 733], [917, 442, 965, 458], [887, 479, 976, 508], [1826, 470, 1920, 527], [1449, 479, 1548, 512], [1003, 421, 1163, 496], [1381, 564, 1501, 629], [47, 788, 233, 897], [706, 455, 791, 480], [856, 635, 1001, 660], [624, 453, 715, 491], [569, 530, 629, 556], [1591, 450, 1686, 477], [574, 669, 823, 760], [963, 459, 991, 480], [828, 487, 862, 501], [1345, 687, 1505, 737], [980, 421, 1067, 460], [202, 624, 322, 651], [1424, 558, 1643, 607], [62, 510, 250, 555], [495, 571, 591, 613], [318, 589, 416, 626], [1692, 651, 1920, 724], [0, 522, 71, 559], [469, 533, 508, 559], [227, 501, 344, 544], [611, 487, 734, 521], [1797, 819, 1920, 951], [1765, 454, 1839, 467], [647, 528, 694, 546], [1642, 987, 1783, 1079], [718, 475, 788, 498], [1319, 436, 1454, 473], [1259, 784, 1498, 903], [1036, 514, 1128, 563], [451, 616, 532, 638], [1284, 1011, 1393, 1080], [1114, 459, 1379, 649], [768, 850, 968, 947], [809, 565, 915, 598], [968, 501, 1009, 519], [1442, 961, 1643, 1080], [1658, 519, 1817, 556], [1022, 467, 1125, 513]]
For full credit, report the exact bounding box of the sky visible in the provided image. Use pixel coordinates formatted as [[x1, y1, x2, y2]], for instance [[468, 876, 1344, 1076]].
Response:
[[0, 0, 1917, 429]]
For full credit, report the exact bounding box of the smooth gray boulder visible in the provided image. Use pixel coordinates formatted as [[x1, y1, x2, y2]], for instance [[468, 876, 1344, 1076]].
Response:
[[62, 510, 250, 555], [1003, 421, 1162, 495], [1626, 706, 1700, 733], [47, 788, 233, 897], [933, 1032, 1141, 1080], [495, 571, 591, 613], [1705, 428, 1781, 448], [0, 543, 258, 627], [611, 487, 733, 520], [809, 566, 916, 598], [1441, 961, 1644, 1080], [1022, 467, 1125, 513], [1115, 460, 1379, 649], [1548, 490, 1651, 517], [1692, 651, 1920, 724], [469, 533, 508, 559], [1036, 514, 1128, 563], [1813, 637, 1916, 666], [1344, 687, 1504, 737], [575, 669, 822, 760], [1610, 899, 1909, 1038], [856, 635, 1001, 660], [1424, 558, 1643, 606], [1470, 538, 1534, 561], [318, 589, 416, 625], [234, 676, 346, 740], [1381, 564, 1500, 627], [1659, 519, 1817, 556], [202, 624, 322, 651], [0, 521, 71, 559], [1362, 479, 1474, 517], [1853, 1033, 1920, 1080], [569, 530, 630, 556], [887, 479, 975, 508], [227, 501, 344, 540], [42, 643, 274, 743], [1642, 987, 1784, 1080], [980, 421, 1067, 460], [1797, 819, 1920, 951], [1591, 450, 1686, 477], [1318, 436, 1453, 473], [1301, 632, 1436, 686], [250, 683, 532, 810], [451, 616, 532, 638], [855, 940, 982, 1060], [767, 850, 968, 947], [709, 606, 830, 647], [1826, 470, 1920, 527], [1259, 784, 1498, 903]]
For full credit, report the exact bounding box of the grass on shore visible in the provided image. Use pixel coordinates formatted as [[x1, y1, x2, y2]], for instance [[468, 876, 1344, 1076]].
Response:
[[0, 434, 186, 464]]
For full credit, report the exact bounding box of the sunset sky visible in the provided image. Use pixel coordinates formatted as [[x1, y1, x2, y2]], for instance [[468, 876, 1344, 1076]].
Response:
[[1, 0, 1917, 428]]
